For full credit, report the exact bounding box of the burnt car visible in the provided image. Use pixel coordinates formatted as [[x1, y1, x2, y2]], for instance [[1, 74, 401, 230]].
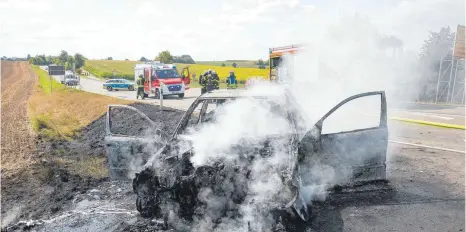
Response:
[[105, 89, 388, 229]]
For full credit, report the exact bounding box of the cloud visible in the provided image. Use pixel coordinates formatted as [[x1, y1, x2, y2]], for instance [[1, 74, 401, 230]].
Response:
[[0, 0, 51, 13], [0, 0, 463, 60]]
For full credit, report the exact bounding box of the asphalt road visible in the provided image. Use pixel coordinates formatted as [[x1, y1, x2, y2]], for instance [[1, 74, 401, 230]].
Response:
[[39, 65, 200, 110], [391, 102, 465, 126]]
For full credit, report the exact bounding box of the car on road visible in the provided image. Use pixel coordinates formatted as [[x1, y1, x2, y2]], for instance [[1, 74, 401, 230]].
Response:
[[103, 79, 136, 91], [105, 89, 389, 230], [64, 74, 79, 87]]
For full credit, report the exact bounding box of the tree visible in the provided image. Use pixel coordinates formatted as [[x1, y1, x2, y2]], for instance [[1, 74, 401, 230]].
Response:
[[107, 57, 113, 60], [172, 55, 195, 64], [52, 57, 60, 65], [256, 59, 265, 65], [74, 53, 86, 69], [420, 27, 455, 63], [155, 50, 173, 63], [65, 55, 75, 70], [58, 50, 68, 65], [140, 57, 148, 62], [232, 62, 237, 68], [221, 63, 226, 67], [27, 54, 31, 60], [417, 26, 456, 101]]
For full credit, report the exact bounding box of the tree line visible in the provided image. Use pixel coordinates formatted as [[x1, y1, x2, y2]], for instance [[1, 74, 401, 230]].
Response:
[[416, 26, 462, 102], [140, 51, 195, 64], [27, 50, 87, 70]]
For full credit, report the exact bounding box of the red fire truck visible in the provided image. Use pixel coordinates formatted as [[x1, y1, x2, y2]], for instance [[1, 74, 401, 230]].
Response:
[[268, 44, 305, 82], [134, 62, 190, 99]]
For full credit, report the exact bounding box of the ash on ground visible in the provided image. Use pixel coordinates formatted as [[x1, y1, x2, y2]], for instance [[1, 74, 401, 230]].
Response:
[[1, 103, 184, 231]]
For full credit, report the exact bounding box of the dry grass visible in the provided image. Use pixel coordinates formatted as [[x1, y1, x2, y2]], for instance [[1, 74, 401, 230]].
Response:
[[27, 65, 132, 179], [72, 156, 108, 178], [28, 83, 132, 140]]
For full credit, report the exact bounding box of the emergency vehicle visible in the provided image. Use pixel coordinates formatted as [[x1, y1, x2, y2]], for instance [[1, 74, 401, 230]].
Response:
[[268, 44, 305, 82], [134, 62, 190, 98]]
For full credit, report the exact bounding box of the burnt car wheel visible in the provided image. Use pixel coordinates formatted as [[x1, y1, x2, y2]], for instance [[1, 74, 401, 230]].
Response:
[[136, 195, 158, 218], [134, 170, 159, 218]]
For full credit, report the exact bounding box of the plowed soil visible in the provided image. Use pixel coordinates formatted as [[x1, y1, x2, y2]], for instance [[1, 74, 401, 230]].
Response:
[[1, 61, 37, 176]]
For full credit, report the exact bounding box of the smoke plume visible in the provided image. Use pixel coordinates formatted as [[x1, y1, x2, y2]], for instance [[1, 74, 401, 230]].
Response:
[[142, 13, 421, 232]]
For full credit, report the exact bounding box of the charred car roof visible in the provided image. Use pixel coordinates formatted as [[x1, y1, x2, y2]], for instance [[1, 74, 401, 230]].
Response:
[[198, 88, 286, 99]]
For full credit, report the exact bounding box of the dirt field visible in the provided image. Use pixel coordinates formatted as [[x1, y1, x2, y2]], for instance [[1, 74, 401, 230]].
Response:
[[1, 61, 37, 176]]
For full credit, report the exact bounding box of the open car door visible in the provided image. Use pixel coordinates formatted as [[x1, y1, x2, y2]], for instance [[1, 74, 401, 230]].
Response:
[[181, 67, 190, 90], [298, 91, 388, 187], [105, 105, 167, 180]]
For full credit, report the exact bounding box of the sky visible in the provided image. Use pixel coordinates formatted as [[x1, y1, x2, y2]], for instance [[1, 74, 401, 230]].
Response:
[[0, 0, 464, 61]]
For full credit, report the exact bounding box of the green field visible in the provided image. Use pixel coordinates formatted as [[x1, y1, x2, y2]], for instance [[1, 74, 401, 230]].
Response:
[[83, 60, 140, 80], [196, 60, 260, 68], [84, 60, 269, 83]]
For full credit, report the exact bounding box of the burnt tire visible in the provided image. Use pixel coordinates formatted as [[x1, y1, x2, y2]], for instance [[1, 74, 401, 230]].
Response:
[[178, 93, 184, 98], [107, 86, 113, 91], [136, 195, 158, 218], [134, 169, 159, 218]]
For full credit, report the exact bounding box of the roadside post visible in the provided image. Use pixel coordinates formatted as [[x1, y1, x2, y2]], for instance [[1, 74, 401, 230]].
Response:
[[113, 69, 116, 78], [159, 82, 164, 110]]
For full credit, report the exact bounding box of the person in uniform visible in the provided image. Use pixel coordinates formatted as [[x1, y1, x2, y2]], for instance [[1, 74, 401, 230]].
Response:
[[209, 70, 220, 91], [226, 70, 237, 89], [136, 75, 145, 99], [200, 70, 208, 94]]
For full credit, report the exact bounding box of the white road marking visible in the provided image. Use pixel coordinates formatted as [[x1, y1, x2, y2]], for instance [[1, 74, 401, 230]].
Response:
[[389, 140, 465, 154], [410, 112, 454, 120], [391, 109, 465, 118]]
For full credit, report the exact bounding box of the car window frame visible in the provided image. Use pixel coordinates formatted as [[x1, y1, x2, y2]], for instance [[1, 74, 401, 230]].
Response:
[[319, 91, 386, 135]]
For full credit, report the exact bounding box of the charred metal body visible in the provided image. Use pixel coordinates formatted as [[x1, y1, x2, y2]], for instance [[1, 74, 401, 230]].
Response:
[[105, 89, 388, 228]]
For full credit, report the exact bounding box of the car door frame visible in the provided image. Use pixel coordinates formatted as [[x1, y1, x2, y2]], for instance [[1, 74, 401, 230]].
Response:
[[298, 91, 388, 183], [181, 66, 191, 90], [171, 98, 208, 140], [105, 104, 167, 180]]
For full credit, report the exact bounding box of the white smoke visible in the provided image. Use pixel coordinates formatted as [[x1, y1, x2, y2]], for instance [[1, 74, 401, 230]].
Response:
[[141, 12, 422, 232]]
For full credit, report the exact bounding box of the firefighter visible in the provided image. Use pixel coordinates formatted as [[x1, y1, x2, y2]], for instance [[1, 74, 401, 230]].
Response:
[[226, 70, 237, 89], [209, 70, 219, 91], [200, 70, 219, 94], [136, 74, 145, 99], [200, 70, 208, 94], [205, 70, 219, 92]]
